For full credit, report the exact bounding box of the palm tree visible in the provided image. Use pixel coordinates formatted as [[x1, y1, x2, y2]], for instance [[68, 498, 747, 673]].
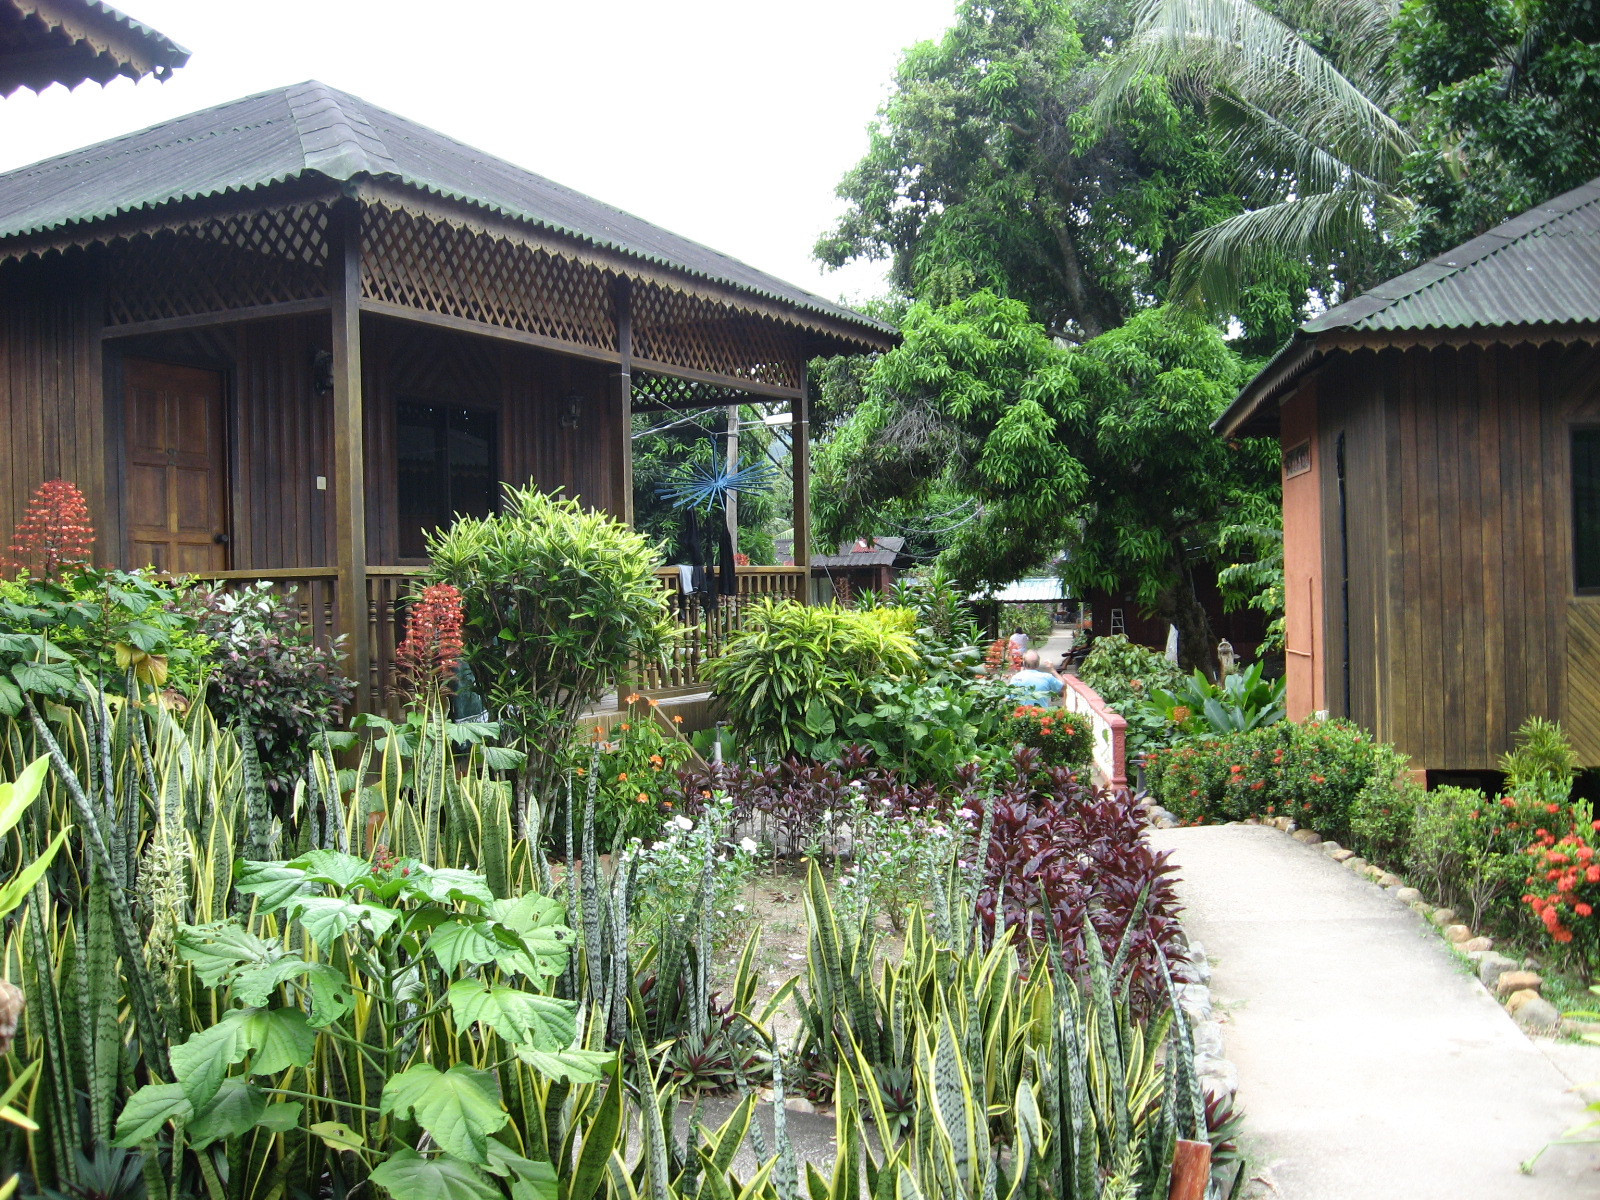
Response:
[[1101, 0, 1415, 311]]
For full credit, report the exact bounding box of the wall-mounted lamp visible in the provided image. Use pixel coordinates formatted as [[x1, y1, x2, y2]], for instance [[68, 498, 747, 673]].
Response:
[[312, 350, 334, 396], [560, 391, 583, 430]]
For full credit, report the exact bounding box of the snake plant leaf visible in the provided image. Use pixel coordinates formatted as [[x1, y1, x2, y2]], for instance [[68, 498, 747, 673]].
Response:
[[186, 1078, 269, 1148], [566, 1056, 625, 1200], [288, 896, 399, 950], [379, 1063, 508, 1165], [234, 860, 310, 909], [111, 1082, 192, 1147], [290, 849, 374, 891], [447, 978, 578, 1048], [369, 1149, 501, 1200]]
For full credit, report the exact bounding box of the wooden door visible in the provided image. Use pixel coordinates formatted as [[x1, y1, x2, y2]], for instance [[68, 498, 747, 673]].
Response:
[[124, 360, 229, 573]]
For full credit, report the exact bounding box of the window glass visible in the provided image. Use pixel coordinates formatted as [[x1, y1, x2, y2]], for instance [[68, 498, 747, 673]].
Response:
[[1575, 429, 1600, 591], [397, 401, 498, 559]]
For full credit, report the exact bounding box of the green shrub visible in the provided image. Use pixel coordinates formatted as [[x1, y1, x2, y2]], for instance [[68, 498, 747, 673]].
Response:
[[705, 599, 919, 759], [1146, 661, 1286, 736], [579, 710, 695, 849], [1002, 602, 1055, 646], [1078, 634, 1183, 758], [1144, 718, 1399, 839], [998, 702, 1095, 771], [193, 582, 353, 797], [1348, 768, 1422, 866], [837, 676, 1007, 783], [1406, 785, 1549, 931], [428, 485, 677, 820]]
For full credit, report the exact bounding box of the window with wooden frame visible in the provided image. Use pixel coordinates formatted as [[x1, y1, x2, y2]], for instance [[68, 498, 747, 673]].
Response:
[[1573, 427, 1600, 592], [396, 401, 499, 560]]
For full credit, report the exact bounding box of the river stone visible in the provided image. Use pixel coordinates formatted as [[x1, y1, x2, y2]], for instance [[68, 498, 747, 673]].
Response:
[[1345, 856, 1369, 872], [1330, 848, 1355, 862], [1431, 908, 1458, 926], [1478, 953, 1520, 990], [1320, 840, 1344, 856], [1496, 970, 1544, 999], [1292, 829, 1322, 844], [1514, 995, 1562, 1034], [1395, 887, 1423, 904], [1459, 936, 1493, 953], [1444, 924, 1474, 943]]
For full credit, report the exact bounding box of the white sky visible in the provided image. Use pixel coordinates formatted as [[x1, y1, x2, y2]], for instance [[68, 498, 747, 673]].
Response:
[[0, 0, 958, 305]]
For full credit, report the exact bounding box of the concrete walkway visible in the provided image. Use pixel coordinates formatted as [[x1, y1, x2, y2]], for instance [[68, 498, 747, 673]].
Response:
[[1149, 824, 1600, 1199]]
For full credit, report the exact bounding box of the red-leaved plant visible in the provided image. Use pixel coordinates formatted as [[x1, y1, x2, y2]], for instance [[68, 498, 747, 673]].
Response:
[[393, 582, 466, 706], [9, 479, 94, 579]]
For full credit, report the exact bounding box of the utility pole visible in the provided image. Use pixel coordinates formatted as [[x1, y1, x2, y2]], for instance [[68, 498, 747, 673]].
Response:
[[724, 403, 740, 556]]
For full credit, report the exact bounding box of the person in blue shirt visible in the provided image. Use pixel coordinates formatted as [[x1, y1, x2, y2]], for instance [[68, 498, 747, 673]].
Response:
[[1008, 649, 1065, 698]]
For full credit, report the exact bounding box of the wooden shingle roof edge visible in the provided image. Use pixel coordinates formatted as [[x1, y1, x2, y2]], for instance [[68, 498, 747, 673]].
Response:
[[3, 0, 189, 94], [1217, 174, 1600, 437], [0, 80, 897, 350]]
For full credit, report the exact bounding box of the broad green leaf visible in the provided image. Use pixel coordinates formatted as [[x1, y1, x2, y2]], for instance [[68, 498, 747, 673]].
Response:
[[177, 922, 285, 987], [289, 896, 398, 950], [510, 1046, 612, 1084], [0, 826, 69, 920], [380, 1064, 507, 1164], [291, 849, 374, 891], [187, 1078, 268, 1148], [170, 1008, 315, 1108], [112, 1083, 191, 1146], [310, 1120, 366, 1151], [447, 979, 577, 1049], [301, 962, 357, 1025], [257, 1102, 304, 1134], [234, 861, 310, 909], [0, 756, 49, 838], [484, 1144, 558, 1200], [425, 919, 506, 973], [486, 895, 574, 977], [369, 1149, 500, 1200]]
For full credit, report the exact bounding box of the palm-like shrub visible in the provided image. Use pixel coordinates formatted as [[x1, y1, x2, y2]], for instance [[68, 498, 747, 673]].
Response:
[[427, 486, 676, 827], [703, 600, 919, 760]]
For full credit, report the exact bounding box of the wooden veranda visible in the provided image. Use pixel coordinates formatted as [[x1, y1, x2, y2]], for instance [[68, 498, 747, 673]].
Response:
[[0, 82, 896, 712]]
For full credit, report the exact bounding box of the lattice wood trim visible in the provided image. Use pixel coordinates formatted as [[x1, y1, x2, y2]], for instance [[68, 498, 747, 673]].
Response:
[[632, 371, 758, 410], [361, 203, 617, 352], [631, 281, 802, 390], [103, 204, 329, 326]]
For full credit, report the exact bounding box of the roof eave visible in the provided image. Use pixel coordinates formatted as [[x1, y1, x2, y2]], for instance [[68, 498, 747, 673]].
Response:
[[6, 0, 189, 92], [1214, 334, 1322, 439]]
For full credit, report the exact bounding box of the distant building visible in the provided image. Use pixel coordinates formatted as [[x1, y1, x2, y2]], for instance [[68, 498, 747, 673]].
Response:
[[811, 537, 910, 603]]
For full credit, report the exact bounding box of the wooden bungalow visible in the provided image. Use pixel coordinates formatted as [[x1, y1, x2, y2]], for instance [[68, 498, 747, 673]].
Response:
[[1, 0, 188, 94], [810, 536, 910, 603], [0, 80, 896, 710], [1216, 176, 1600, 777]]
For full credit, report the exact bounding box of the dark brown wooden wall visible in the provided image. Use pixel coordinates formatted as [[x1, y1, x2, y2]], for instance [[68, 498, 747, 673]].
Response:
[[1314, 341, 1600, 769], [0, 257, 106, 559], [98, 313, 623, 570]]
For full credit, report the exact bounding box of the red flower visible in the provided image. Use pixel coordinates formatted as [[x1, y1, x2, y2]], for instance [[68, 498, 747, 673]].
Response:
[[393, 582, 467, 703], [9, 479, 94, 579], [1578, 902, 1594, 918]]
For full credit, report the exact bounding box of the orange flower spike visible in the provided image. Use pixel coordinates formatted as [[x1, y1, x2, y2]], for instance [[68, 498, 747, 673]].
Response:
[[617, 772, 628, 782], [673, 715, 683, 723], [619, 723, 631, 732]]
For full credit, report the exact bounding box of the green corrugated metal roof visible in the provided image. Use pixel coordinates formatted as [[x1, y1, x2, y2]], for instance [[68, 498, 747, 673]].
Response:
[[1217, 174, 1600, 435], [0, 80, 894, 343]]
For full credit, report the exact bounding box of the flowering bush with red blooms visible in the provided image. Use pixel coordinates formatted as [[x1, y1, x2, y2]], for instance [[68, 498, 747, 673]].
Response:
[[1523, 806, 1600, 968], [392, 582, 466, 704], [9, 479, 94, 579], [1145, 718, 1398, 840], [963, 748, 1188, 1016], [999, 703, 1094, 770]]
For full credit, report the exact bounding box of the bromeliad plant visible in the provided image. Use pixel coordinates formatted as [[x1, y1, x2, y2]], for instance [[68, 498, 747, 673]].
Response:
[[114, 850, 608, 1199]]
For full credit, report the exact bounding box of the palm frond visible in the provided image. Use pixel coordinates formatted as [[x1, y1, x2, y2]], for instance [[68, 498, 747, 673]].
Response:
[[1171, 188, 1377, 307]]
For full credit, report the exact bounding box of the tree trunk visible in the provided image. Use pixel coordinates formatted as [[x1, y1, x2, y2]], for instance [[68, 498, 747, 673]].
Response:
[[1159, 553, 1217, 677]]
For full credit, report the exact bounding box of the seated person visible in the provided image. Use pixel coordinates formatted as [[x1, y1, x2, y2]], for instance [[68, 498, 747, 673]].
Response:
[[1008, 649, 1065, 698]]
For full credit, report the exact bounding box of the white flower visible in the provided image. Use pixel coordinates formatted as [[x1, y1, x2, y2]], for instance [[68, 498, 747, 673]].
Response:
[[739, 837, 759, 855], [671, 815, 694, 832]]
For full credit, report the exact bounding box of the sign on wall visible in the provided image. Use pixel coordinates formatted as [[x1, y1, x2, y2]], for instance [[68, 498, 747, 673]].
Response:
[[1283, 440, 1312, 479]]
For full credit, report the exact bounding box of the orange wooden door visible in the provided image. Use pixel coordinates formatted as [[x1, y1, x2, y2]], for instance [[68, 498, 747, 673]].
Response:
[[124, 360, 229, 573]]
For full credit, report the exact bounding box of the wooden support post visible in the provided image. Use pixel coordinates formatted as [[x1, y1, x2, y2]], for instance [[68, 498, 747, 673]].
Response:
[[1168, 1138, 1212, 1200], [791, 362, 810, 600], [614, 276, 634, 525], [330, 200, 371, 713]]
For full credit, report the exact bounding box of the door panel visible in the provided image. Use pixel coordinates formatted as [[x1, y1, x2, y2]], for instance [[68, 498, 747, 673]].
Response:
[[124, 360, 229, 572]]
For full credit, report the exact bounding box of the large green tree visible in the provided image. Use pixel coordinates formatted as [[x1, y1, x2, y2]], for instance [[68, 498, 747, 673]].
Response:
[[816, 0, 1244, 342], [1397, 0, 1600, 256], [815, 293, 1278, 670]]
